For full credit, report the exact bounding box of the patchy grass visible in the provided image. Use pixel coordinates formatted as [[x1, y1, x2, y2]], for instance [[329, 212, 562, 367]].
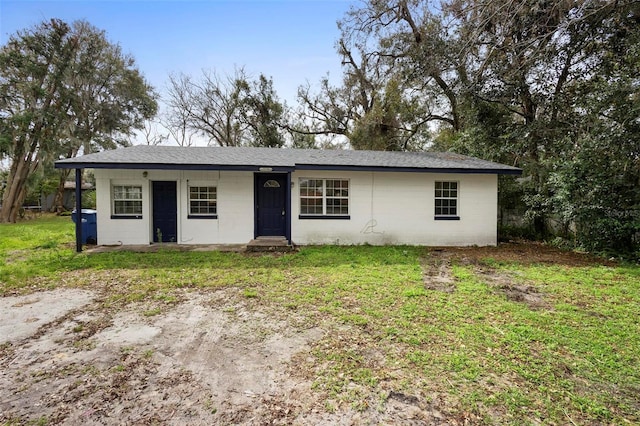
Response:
[[1, 217, 639, 424]]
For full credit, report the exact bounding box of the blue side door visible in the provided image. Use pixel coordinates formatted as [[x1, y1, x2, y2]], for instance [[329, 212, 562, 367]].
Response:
[[152, 181, 177, 242]]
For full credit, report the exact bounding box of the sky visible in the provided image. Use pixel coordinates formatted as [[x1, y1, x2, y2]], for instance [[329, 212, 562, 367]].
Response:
[[0, 0, 356, 110]]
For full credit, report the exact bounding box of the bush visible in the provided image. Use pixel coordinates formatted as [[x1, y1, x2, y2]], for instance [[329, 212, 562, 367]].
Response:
[[82, 190, 96, 209]]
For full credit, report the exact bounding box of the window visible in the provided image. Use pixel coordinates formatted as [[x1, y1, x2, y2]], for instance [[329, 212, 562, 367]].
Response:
[[263, 179, 280, 188], [189, 186, 217, 217], [299, 178, 349, 218], [112, 185, 142, 217], [434, 181, 459, 219]]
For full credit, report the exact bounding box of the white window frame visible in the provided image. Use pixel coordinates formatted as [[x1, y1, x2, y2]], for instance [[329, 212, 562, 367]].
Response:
[[188, 185, 217, 218], [111, 184, 143, 217], [434, 181, 459, 219], [299, 178, 350, 218]]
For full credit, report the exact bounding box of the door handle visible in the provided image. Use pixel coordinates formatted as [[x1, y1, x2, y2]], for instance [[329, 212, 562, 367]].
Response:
[[281, 209, 285, 216]]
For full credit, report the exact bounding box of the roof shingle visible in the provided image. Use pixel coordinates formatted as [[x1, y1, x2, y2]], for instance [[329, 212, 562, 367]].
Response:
[[55, 145, 522, 175]]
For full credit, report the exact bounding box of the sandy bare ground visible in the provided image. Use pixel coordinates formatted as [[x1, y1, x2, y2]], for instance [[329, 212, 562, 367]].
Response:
[[1, 286, 437, 425], [1, 287, 321, 425]]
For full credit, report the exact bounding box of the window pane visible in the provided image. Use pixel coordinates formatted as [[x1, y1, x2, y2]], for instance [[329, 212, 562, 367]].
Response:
[[127, 186, 141, 199], [336, 199, 348, 214], [301, 197, 322, 214], [114, 200, 142, 215]]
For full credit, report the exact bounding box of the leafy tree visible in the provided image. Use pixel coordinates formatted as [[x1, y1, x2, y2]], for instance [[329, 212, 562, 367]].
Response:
[[164, 68, 285, 147], [550, 7, 640, 255], [242, 75, 286, 148], [0, 19, 157, 221]]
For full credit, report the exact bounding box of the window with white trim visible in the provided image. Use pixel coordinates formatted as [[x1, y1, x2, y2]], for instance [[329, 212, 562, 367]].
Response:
[[434, 181, 458, 218], [299, 178, 349, 217], [188, 186, 217, 216], [112, 185, 142, 216]]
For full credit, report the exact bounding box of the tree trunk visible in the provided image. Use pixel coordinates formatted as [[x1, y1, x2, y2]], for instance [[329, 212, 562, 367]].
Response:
[[51, 169, 71, 213], [0, 156, 30, 223]]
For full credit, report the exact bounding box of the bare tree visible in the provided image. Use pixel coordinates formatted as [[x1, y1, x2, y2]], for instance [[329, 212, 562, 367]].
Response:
[[141, 120, 169, 146], [164, 68, 286, 147], [159, 104, 196, 147]]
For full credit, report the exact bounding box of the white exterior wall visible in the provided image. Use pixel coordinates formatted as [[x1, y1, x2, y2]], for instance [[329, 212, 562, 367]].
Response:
[[291, 171, 498, 246], [94, 169, 254, 245], [94, 168, 498, 246]]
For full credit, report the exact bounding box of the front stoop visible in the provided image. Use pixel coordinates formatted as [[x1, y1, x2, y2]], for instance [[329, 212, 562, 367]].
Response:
[[246, 237, 294, 252]]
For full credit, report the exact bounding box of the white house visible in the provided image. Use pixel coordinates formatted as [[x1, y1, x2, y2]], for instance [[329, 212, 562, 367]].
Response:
[[55, 145, 521, 248]]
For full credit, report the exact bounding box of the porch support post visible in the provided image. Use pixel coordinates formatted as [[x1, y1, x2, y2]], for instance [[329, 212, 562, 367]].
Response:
[[286, 172, 292, 244], [75, 168, 83, 253]]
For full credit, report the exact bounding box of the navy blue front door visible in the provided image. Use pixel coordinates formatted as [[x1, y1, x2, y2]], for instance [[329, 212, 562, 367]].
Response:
[[256, 174, 287, 236], [152, 181, 177, 242]]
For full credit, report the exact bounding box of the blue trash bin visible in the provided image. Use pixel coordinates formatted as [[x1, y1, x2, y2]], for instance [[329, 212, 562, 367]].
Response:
[[71, 209, 98, 245]]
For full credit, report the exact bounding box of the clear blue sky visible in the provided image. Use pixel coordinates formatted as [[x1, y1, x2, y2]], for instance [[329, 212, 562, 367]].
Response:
[[0, 0, 355, 106]]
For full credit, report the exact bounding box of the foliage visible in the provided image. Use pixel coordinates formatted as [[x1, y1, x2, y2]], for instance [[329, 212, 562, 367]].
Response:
[[0, 19, 157, 222], [549, 10, 640, 256], [242, 74, 286, 148], [164, 68, 286, 147], [82, 190, 96, 209]]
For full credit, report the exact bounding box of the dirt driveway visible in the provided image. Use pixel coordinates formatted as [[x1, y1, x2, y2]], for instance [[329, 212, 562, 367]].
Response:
[[1, 284, 436, 425], [1, 285, 333, 425]]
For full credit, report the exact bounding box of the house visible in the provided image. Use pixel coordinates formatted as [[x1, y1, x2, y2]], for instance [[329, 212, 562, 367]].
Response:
[[54, 145, 521, 248], [40, 181, 94, 212]]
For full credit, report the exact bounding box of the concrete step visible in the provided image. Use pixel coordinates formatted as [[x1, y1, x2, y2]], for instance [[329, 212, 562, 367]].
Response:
[[246, 237, 293, 252]]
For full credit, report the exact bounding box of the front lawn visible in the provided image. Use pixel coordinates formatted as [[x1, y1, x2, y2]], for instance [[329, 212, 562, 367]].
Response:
[[1, 215, 639, 424]]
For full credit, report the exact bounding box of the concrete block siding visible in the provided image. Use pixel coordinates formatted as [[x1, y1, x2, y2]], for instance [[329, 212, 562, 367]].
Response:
[[95, 169, 497, 246]]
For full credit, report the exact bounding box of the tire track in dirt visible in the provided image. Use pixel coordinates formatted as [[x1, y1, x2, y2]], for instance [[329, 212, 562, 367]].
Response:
[[421, 248, 550, 310]]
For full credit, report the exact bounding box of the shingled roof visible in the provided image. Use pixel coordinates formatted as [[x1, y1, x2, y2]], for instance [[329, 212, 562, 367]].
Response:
[[55, 145, 522, 175]]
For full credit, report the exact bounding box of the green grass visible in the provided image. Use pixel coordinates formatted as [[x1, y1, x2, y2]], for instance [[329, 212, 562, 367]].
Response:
[[1, 216, 639, 424]]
